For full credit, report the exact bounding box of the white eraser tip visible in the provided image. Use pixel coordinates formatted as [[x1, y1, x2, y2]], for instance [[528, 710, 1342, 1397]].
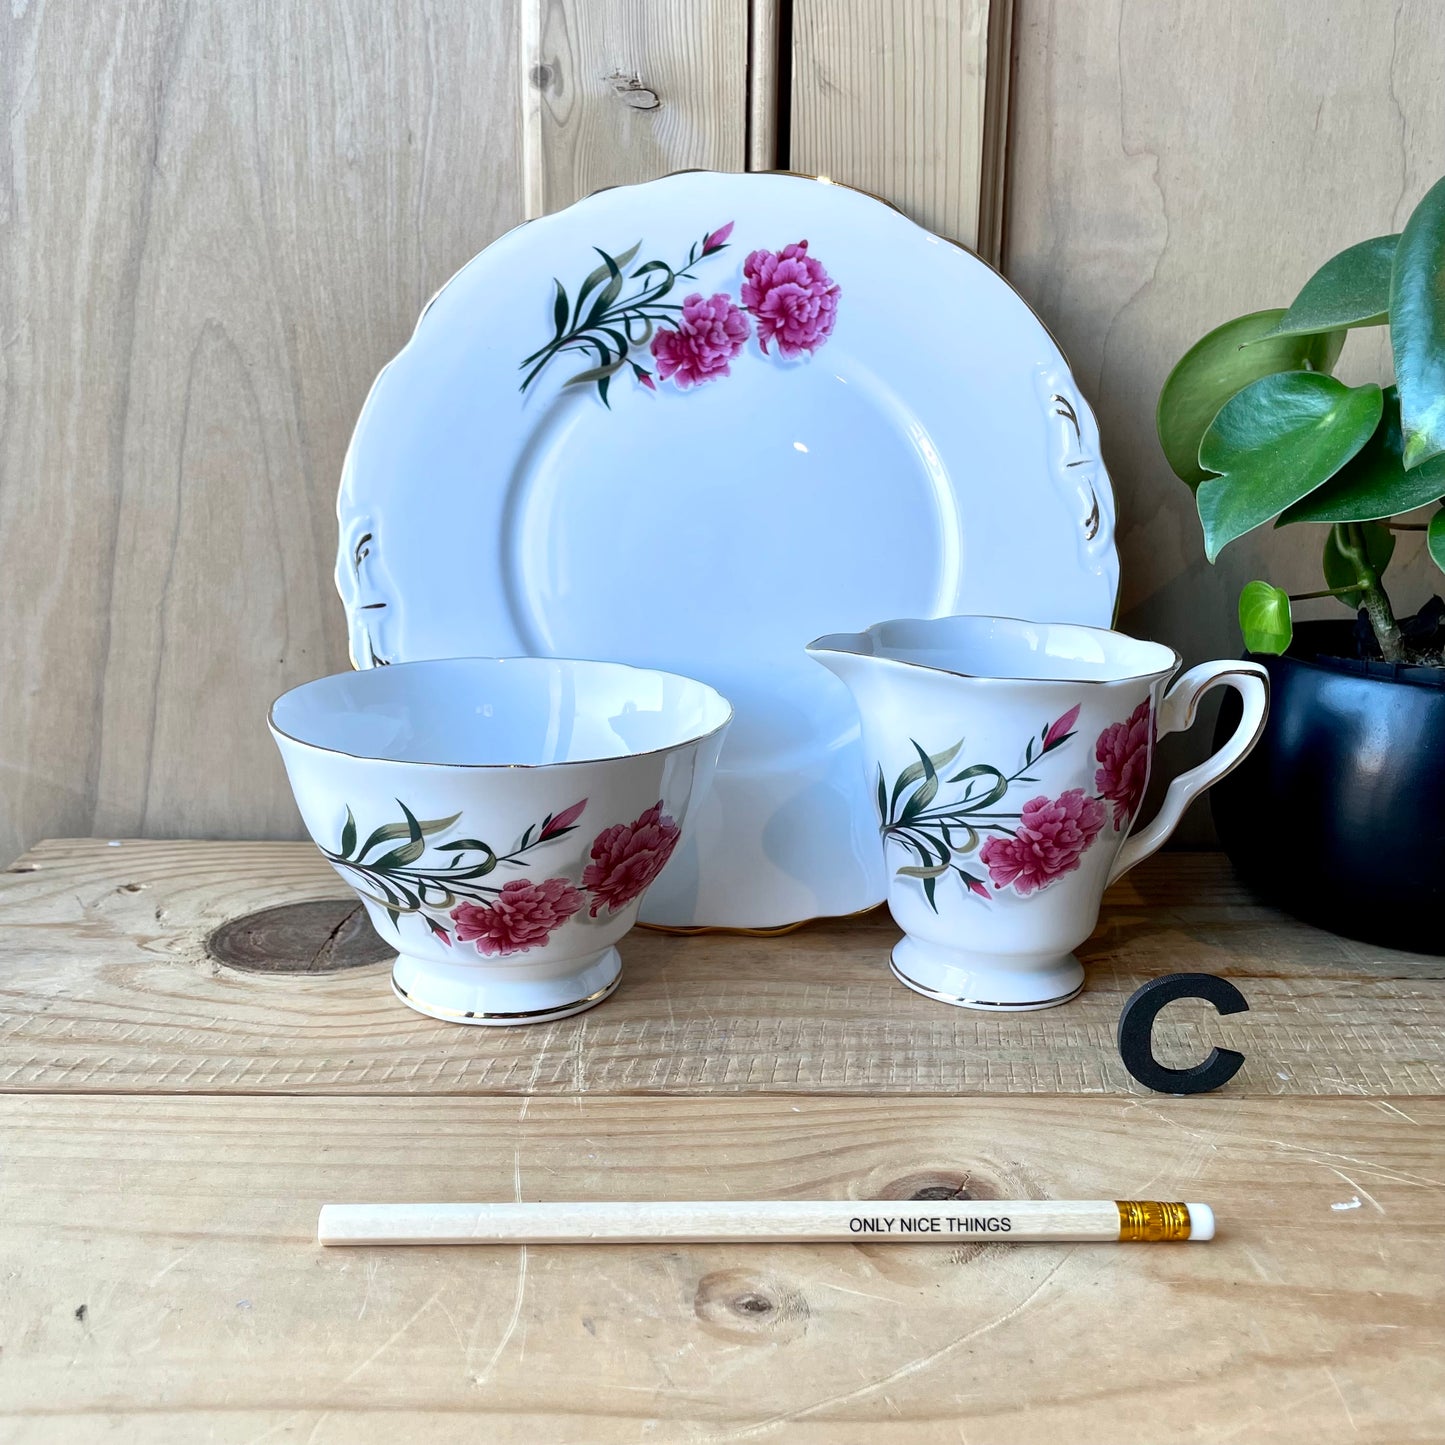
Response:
[[1187, 1203, 1215, 1240]]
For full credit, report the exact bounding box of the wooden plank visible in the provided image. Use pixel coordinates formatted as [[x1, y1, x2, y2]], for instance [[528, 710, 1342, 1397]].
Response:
[[1, 1092, 1441, 1439], [747, 0, 785, 170], [3, 840, 1443, 1097], [0, 0, 527, 870], [0, 0, 749, 873], [521, 0, 749, 217], [1004, 0, 1445, 841], [789, 0, 1002, 256]]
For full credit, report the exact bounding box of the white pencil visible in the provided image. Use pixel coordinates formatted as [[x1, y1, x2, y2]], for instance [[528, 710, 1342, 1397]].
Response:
[[317, 1198, 1214, 1246]]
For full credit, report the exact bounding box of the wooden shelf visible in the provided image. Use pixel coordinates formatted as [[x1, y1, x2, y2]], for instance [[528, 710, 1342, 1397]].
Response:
[[2, 839, 1442, 1438], [2, 839, 1442, 1098]]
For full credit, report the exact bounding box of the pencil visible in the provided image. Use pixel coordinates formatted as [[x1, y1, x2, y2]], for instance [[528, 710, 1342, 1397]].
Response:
[[317, 1199, 1214, 1246]]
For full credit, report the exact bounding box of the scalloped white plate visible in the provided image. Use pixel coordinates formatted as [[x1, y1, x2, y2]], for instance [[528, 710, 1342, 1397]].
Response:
[[336, 172, 1118, 928]]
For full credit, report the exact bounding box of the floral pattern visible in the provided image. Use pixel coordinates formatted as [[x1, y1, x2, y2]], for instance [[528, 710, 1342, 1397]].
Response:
[[519, 221, 840, 405], [979, 790, 1107, 895], [453, 878, 584, 956], [582, 802, 682, 916], [877, 700, 1153, 909], [322, 796, 678, 955], [651, 293, 750, 388], [1094, 698, 1152, 829], [741, 241, 840, 358]]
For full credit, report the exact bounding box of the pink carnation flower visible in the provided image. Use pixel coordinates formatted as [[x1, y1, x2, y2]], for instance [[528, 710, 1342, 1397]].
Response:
[[979, 789, 1106, 896], [583, 802, 681, 916], [650, 293, 749, 388], [741, 240, 840, 358], [451, 878, 583, 956], [1095, 700, 1153, 829]]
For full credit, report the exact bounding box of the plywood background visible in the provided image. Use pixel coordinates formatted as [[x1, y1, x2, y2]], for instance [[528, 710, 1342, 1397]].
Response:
[[3, 0, 1444, 862]]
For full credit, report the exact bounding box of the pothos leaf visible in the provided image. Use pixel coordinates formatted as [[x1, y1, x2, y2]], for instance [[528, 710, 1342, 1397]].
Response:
[[1237, 580, 1293, 655], [1322, 522, 1395, 609], [1429, 508, 1445, 575], [339, 807, 357, 860]]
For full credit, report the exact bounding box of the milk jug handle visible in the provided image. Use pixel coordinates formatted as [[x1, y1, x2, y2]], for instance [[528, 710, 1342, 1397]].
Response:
[[1107, 661, 1270, 887]]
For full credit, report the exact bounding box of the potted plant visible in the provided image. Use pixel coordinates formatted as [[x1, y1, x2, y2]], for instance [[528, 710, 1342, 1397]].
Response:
[[1157, 175, 1445, 953]]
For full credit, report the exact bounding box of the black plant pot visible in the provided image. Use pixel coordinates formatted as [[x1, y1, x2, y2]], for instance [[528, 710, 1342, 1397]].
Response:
[[1211, 620, 1445, 954]]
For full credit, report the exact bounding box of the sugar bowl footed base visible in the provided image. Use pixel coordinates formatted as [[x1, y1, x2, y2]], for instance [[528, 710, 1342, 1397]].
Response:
[[391, 945, 623, 1026], [890, 936, 1085, 1012]]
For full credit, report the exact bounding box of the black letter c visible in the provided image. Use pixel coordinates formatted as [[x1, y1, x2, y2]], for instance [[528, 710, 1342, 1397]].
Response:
[[1117, 972, 1248, 1095]]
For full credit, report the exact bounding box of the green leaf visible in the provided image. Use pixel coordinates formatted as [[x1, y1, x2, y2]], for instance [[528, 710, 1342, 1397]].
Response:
[[1392, 177, 1445, 471], [1263, 235, 1398, 338], [338, 807, 357, 860], [398, 800, 423, 844], [876, 765, 888, 822], [889, 740, 963, 812], [1196, 373, 1383, 561], [418, 812, 463, 836], [1280, 387, 1445, 524], [1323, 522, 1395, 609], [1157, 309, 1346, 489], [386, 907, 400, 930], [564, 359, 624, 389], [1237, 581, 1293, 654], [572, 241, 641, 326], [438, 837, 492, 853], [897, 861, 952, 879], [372, 837, 426, 870], [899, 742, 941, 822], [584, 243, 641, 326], [944, 763, 1008, 810], [357, 819, 412, 859], [1429, 509, 1445, 574], [551, 279, 569, 339]]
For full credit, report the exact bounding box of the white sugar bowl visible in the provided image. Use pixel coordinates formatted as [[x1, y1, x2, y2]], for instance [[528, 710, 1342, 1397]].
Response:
[[270, 657, 731, 1024]]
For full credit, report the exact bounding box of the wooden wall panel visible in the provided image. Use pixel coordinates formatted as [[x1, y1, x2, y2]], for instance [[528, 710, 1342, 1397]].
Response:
[[523, 0, 748, 215], [1004, 0, 1445, 837], [789, 0, 1002, 255], [0, 1, 747, 866]]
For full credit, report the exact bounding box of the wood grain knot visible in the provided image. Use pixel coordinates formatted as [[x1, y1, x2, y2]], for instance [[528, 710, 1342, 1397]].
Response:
[[878, 1170, 1001, 1203], [205, 901, 391, 975], [607, 71, 660, 110], [868, 1170, 1021, 1269], [694, 1270, 809, 1344]]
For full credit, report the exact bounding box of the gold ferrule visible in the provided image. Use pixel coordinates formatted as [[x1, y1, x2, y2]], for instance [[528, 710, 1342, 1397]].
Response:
[[1116, 1200, 1192, 1242]]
